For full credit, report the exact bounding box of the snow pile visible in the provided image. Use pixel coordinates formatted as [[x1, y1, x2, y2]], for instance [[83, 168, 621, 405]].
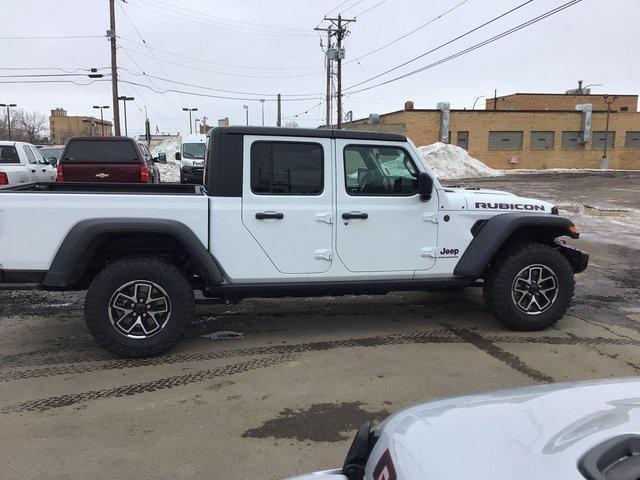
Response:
[[418, 142, 501, 179], [151, 138, 181, 183]]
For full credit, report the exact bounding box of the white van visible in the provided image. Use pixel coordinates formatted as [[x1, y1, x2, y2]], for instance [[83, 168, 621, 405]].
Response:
[[176, 134, 206, 184]]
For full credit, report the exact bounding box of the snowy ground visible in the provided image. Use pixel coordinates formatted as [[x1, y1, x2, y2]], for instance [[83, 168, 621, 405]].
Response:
[[151, 138, 181, 183]]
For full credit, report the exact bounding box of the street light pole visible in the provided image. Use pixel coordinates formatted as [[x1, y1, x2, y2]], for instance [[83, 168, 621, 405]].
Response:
[[601, 95, 617, 170], [117, 96, 134, 137], [260, 99, 265, 126], [0, 103, 17, 140], [243, 105, 249, 126], [194, 118, 200, 135], [472, 95, 486, 110], [182, 107, 198, 134], [93, 105, 110, 136]]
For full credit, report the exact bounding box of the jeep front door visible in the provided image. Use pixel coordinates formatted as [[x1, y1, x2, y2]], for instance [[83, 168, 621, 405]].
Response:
[[335, 141, 438, 273]]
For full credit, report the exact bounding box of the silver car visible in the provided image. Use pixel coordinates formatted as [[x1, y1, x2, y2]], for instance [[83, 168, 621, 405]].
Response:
[[288, 378, 640, 480]]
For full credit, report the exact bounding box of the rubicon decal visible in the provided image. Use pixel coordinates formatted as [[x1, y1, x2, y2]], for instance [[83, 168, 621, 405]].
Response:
[[475, 202, 545, 211], [373, 449, 397, 480]]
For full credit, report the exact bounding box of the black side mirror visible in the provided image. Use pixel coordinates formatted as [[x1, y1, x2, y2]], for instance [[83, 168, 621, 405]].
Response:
[[418, 172, 433, 201], [49, 157, 58, 167], [175, 152, 181, 160], [157, 152, 166, 163]]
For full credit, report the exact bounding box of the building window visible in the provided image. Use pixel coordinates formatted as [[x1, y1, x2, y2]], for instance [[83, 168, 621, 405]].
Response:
[[620, 107, 629, 112], [592, 131, 615, 150], [457, 131, 469, 150], [530, 131, 555, 150], [343, 145, 418, 196], [561, 131, 584, 150], [488, 131, 523, 150], [250, 141, 323, 195], [625, 131, 640, 149]]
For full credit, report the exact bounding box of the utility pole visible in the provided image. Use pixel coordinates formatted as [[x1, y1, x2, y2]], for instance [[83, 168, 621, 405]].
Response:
[[260, 99, 265, 126], [314, 26, 334, 128], [276, 94, 281, 127], [182, 107, 198, 134], [601, 95, 617, 170], [243, 105, 249, 126], [144, 105, 150, 146], [118, 96, 134, 137], [321, 15, 355, 129], [0, 103, 17, 140], [93, 105, 110, 136], [108, 0, 121, 136]]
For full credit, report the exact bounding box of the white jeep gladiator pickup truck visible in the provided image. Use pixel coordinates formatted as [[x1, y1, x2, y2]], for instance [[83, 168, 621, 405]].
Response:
[[0, 126, 588, 357]]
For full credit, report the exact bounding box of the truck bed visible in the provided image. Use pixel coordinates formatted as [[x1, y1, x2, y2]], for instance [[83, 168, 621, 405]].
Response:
[[0, 182, 204, 195]]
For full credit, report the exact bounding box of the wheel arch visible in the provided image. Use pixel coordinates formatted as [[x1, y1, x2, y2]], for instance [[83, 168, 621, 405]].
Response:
[[454, 213, 580, 278], [42, 218, 224, 288]]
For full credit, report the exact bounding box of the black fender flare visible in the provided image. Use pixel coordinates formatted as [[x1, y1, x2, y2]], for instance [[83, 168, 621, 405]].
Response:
[[43, 218, 224, 287], [453, 213, 579, 277]]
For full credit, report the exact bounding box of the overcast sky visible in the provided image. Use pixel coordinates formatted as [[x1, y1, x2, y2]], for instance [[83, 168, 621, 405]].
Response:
[[1, 0, 638, 136]]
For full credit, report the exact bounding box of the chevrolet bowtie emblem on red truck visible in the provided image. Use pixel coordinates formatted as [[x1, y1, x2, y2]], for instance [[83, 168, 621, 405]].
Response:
[[95, 173, 110, 179]]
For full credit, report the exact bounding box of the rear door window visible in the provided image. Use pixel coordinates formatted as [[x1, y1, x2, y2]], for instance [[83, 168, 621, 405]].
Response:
[[250, 141, 323, 195], [23, 145, 38, 164], [63, 141, 139, 163], [183, 143, 205, 159], [0, 145, 20, 164]]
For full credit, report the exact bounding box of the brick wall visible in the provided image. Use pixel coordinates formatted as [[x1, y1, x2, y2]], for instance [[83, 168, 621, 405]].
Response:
[[486, 93, 638, 112], [344, 109, 640, 170]]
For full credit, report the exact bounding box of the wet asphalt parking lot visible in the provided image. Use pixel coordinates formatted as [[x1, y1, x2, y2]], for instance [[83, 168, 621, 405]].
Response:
[[1, 171, 639, 480]]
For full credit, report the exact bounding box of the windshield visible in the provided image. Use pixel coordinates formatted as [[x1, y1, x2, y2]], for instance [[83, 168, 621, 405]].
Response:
[[182, 143, 205, 159], [0, 145, 20, 164]]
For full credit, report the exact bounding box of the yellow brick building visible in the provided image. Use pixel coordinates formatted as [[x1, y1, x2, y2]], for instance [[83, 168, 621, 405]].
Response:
[[49, 108, 113, 144], [342, 94, 640, 170]]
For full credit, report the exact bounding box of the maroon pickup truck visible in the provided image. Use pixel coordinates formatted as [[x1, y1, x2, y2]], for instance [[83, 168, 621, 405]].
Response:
[[56, 136, 160, 183]]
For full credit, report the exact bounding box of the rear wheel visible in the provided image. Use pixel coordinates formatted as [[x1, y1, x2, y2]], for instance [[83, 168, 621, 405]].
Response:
[[483, 242, 574, 331], [85, 256, 194, 357]]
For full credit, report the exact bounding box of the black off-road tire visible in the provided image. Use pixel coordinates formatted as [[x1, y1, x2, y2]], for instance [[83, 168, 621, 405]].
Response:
[[85, 256, 194, 357], [483, 242, 574, 331]]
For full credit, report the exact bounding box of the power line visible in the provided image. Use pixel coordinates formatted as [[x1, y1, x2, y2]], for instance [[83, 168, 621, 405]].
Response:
[[346, 0, 583, 95], [140, 0, 310, 33], [117, 36, 320, 71], [346, 0, 472, 65], [0, 73, 110, 78], [354, 0, 389, 17], [121, 79, 179, 132], [0, 79, 109, 85], [0, 67, 108, 73], [117, 66, 320, 97], [116, 0, 188, 108], [123, 0, 315, 38], [120, 45, 323, 79], [118, 79, 323, 102], [0, 35, 104, 40], [346, 0, 533, 90], [325, 0, 356, 17], [341, 0, 368, 14]]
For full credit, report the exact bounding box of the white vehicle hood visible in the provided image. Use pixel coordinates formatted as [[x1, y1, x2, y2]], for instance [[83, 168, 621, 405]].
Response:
[[441, 185, 555, 214], [368, 378, 640, 480]]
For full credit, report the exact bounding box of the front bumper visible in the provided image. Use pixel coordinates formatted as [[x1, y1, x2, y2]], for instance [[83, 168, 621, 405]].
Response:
[[180, 165, 204, 184]]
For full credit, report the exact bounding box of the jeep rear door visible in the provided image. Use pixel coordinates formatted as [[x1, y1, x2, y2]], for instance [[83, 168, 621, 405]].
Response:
[[241, 135, 333, 274], [335, 140, 438, 272]]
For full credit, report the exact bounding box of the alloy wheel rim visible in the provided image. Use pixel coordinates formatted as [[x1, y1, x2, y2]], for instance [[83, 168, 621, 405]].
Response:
[[511, 264, 559, 315], [108, 280, 171, 338]]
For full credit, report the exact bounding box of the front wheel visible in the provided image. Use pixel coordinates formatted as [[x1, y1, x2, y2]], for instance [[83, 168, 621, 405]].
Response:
[[85, 256, 194, 357], [483, 242, 574, 331]]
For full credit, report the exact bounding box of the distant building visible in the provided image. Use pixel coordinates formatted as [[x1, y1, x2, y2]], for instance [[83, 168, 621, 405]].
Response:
[[49, 108, 113, 144], [340, 88, 640, 170]]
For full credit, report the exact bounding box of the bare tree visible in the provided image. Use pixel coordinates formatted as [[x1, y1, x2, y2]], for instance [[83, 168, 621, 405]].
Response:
[[16, 109, 48, 143]]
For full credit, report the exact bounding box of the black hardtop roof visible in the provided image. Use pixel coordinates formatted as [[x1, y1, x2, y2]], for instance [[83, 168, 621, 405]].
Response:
[[213, 126, 406, 142]]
